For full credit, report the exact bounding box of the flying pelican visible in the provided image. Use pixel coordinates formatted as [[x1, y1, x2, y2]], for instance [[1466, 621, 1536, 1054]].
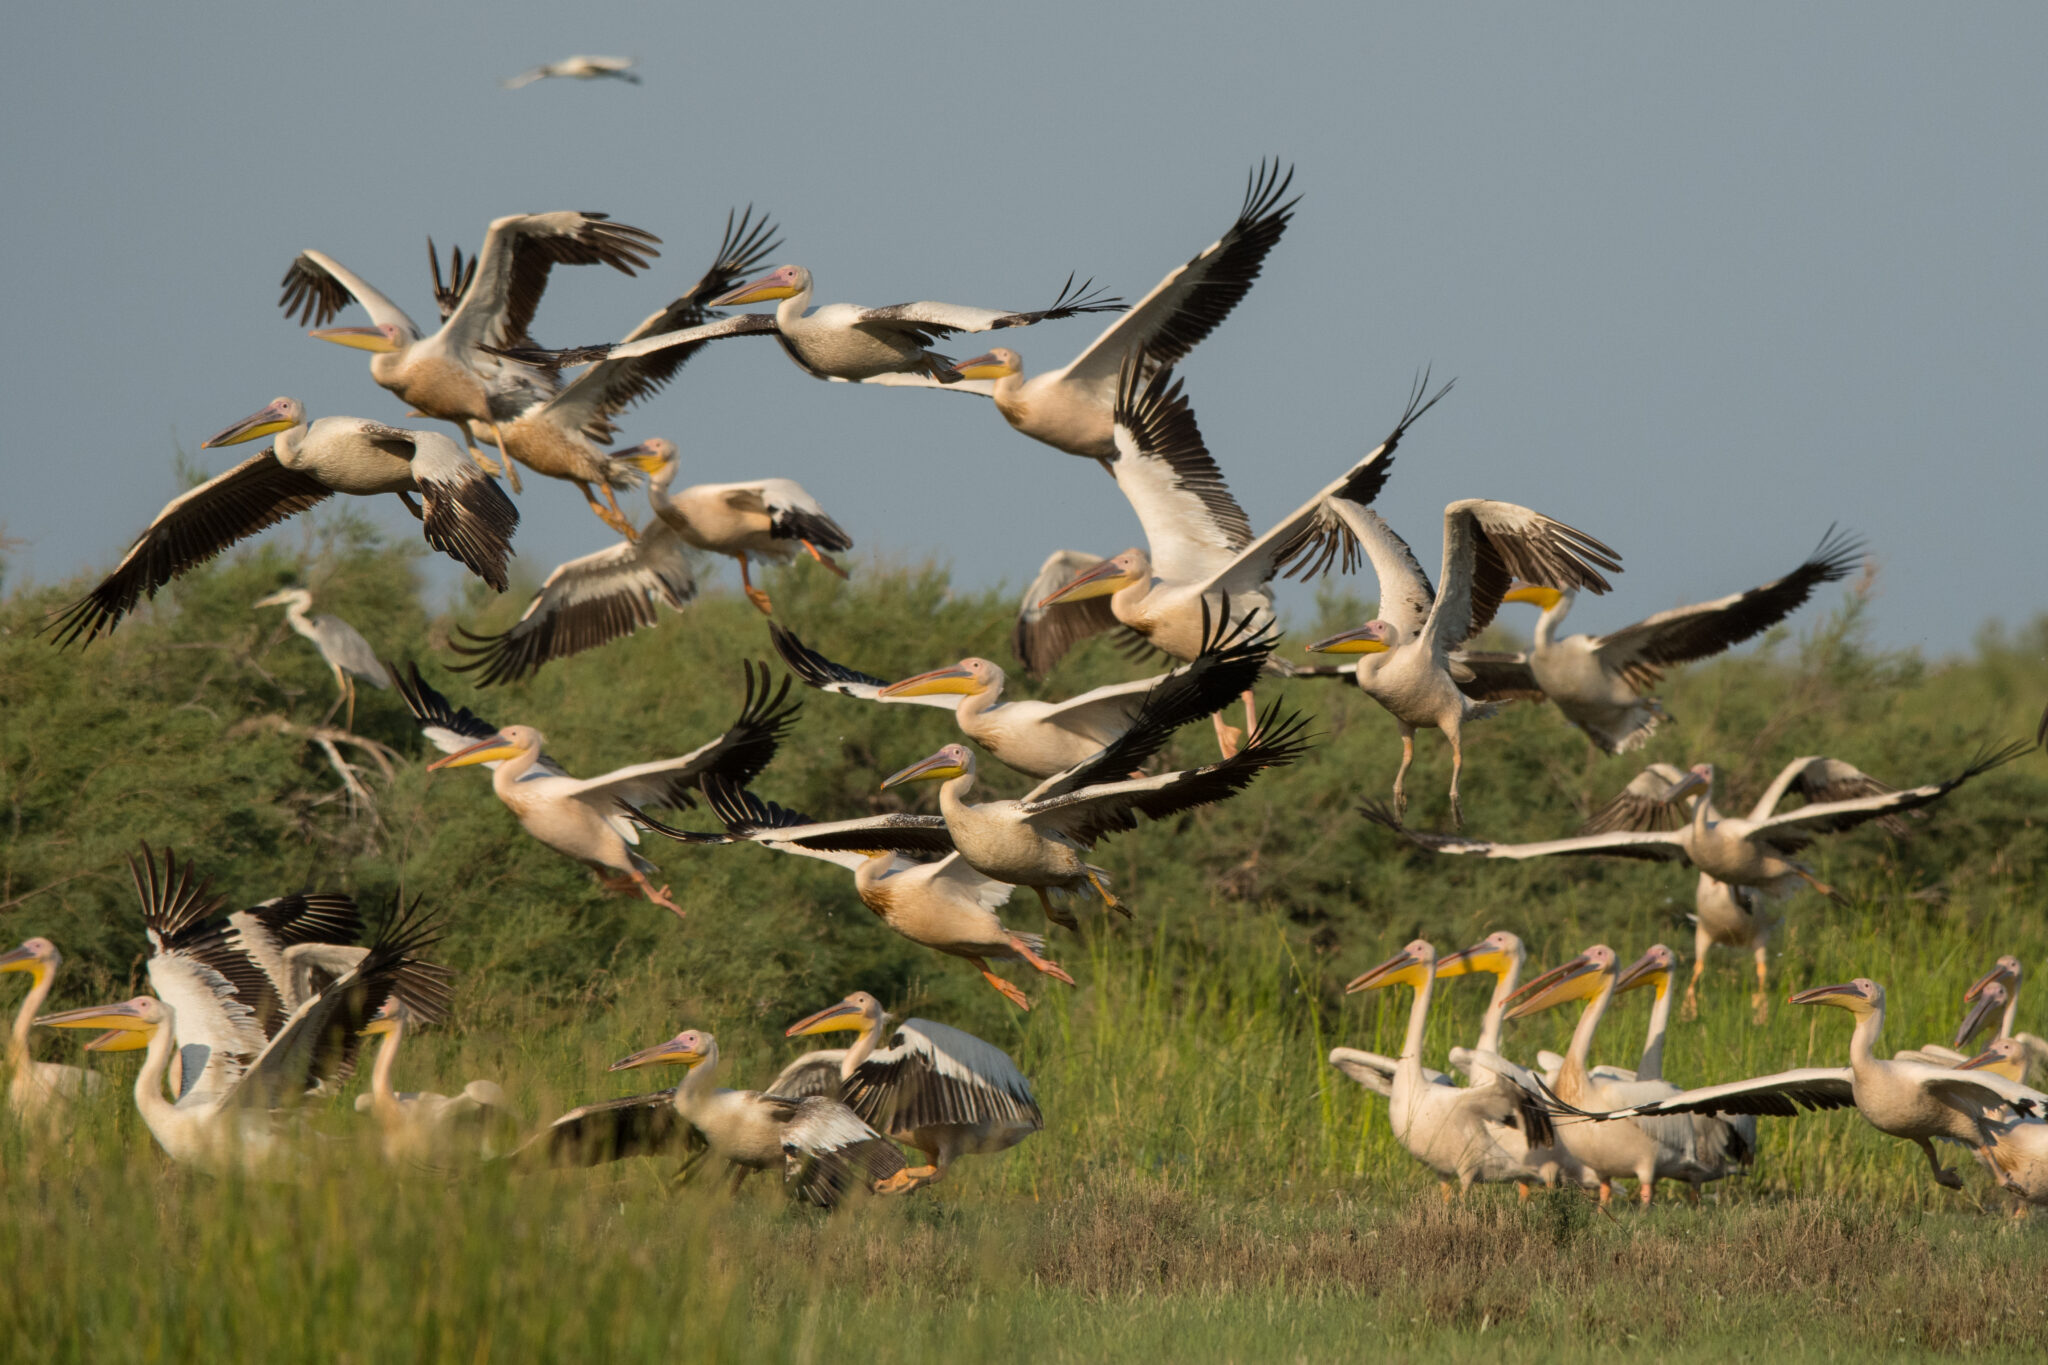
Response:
[[607, 1027, 906, 1207], [510, 268, 1123, 385], [610, 439, 852, 614], [255, 587, 391, 729], [0, 938, 104, 1130], [777, 991, 1043, 1191], [1341, 940, 1558, 1195], [503, 55, 640, 87], [427, 239, 476, 321], [769, 604, 1274, 780], [1306, 498, 1623, 825], [1481, 529, 1863, 753], [355, 998, 516, 1164], [1365, 745, 2026, 902], [870, 161, 1297, 464], [1028, 359, 1445, 751], [398, 661, 800, 916], [1581, 980, 2047, 1193], [45, 399, 519, 647], [280, 211, 659, 475], [631, 778, 1074, 1009], [37, 904, 444, 1175]]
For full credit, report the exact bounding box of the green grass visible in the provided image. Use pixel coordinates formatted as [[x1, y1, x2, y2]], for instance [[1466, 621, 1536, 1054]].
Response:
[[3, 515, 2046, 1360]]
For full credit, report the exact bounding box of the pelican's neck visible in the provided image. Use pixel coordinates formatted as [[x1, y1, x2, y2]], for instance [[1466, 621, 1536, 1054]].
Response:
[[956, 684, 1003, 728], [1637, 983, 1672, 1082], [838, 1018, 881, 1080], [675, 1043, 723, 1117], [274, 422, 312, 469], [489, 742, 543, 797], [369, 1018, 405, 1126], [1531, 596, 1574, 650], [1689, 779, 1717, 839], [935, 768, 979, 821], [1558, 979, 1616, 1096], [8, 966, 51, 1071], [775, 286, 812, 329], [134, 1020, 181, 1136], [1846, 1002, 1885, 1072], [2004, 981, 2022, 1040], [1399, 968, 1437, 1067], [1473, 958, 1522, 1060]]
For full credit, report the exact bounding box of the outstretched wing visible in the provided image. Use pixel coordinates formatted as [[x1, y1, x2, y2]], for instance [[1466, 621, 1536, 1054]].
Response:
[[1360, 801, 1690, 863], [1010, 548, 1154, 678], [1428, 500, 1621, 649], [775, 1095, 908, 1208], [555, 662, 800, 810], [842, 1019, 1041, 1136], [1577, 764, 1694, 835], [389, 662, 571, 781], [279, 250, 422, 333], [443, 211, 661, 356], [1106, 358, 1251, 585], [1750, 743, 2030, 847], [514, 1088, 704, 1166], [768, 623, 963, 711], [405, 432, 520, 592], [853, 275, 1124, 342]]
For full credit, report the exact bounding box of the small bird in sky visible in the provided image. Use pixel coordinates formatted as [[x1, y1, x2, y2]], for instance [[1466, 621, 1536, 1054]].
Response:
[[502, 55, 640, 89]]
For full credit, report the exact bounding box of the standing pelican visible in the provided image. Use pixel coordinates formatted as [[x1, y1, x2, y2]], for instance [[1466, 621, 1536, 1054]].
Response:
[[503, 55, 640, 87], [776, 991, 1043, 1191], [1307, 498, 1623, 825], [0, 939, 104, 1130], [1944, 959, 2048, 1083], [255, 587, 391, 729], [1608, 945, 1754, 1189], [355, 999, 516, 1163], [46, 399, 519, 646], [398, 662, 799, 916]]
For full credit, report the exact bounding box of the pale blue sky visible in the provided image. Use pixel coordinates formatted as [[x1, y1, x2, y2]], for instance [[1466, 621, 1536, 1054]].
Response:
[[4, 3, 2042, 653]]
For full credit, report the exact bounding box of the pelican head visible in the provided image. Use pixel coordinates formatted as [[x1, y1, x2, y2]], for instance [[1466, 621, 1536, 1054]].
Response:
[[1966, 955, 2024, 1002], [255, 587, 313, 612], [712, 265, 808, 307], [611, 1027, 711, 1072], [1306, 620, 1395, 656], [1789, 977, 1882, 1017], [361, 997, 410, 1037], [1958, 1038, 2026, 1079], [309, 321, 405, 352], [0, 937, 59, 985], [881, 658, 1001, 700], [785, 990, 887, 1039], [428, 724, 543, 771], [1504, 945, 1617, 1020], [1039, 549, 1149, 607], [1615, 944, 1677, 998], [940, 347, 1024, 382], [1501, 582, 1567, 611], [1346, 939, 1437, 995], [1666, 763, 1714, 802], [37, 995, 168, 1049], [203, 397, 305, 449], [1435, 931, 1523, 981], [610, 438, 678, 480], [1954, 981, 2011, 1050], [881, 743, 974, 790]]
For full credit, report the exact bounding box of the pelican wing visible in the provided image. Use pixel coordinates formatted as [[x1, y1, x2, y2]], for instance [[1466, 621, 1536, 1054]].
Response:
[[701, 481, 853, 552], [401, 431, 520, 591], [1597, 1068, 1858, 1119], [449, 522, 695, 686], [772, 1095, 908, 1208], [390, 663, 571, 781], [767, 624, 963, 711], [925, 853, 1018, 912], [130, 846, 274, 1102], [1053, 161, 1297, 391], [841, 1019, 1041, 1136], [631, 779, 955, 868], [1748, 743, 2029, 848], [515, 1088, 704, 1166], [1427, 501, 1622, 650], [1591, 528, 1863, 690], [443, 212, 661, 357], [853, 275, 1124, 343], [1328, 1047, 1398, 1097], [1360, 801, 1691, 863], [767, 1051, 847, 1102], [279, 250, 420, 333], [553, 663, 800, 810], [1329, 502, 1435, 640], [1011, 549, 1151, 678], [1449, 651, 1546, 703], [1577, 764, 1694, 836], [1745, 754, 1909, 832], [1108, 360, 1251, 583], [45, 450, 333, 647], [1915, 1067, 2048, 1119]]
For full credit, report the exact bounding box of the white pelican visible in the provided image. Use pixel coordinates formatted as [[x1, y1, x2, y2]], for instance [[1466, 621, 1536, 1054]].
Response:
[[1341, 939, 1558, 1195], [503, 55, 640, 88], [280, 211, 660, 473], [608, 1028, 906, 1207], [513, 268, 1123, 385], [1307, 498, 1622, 825], [398, 661, 799, 916], [1958, 1042, 2048, 1210], [1910, 961, 2048, 1084], [777, 991, 1042, 1191], [631, 777, 1074, 1010], [874, 161, 1298, 465], [355, 999, 516, 1164], [611, 439, 852, 614], [473, 208, 782, 532], [1502, 945, 1705, 1204], [1484, 529, 1863, 753], [1366, 744, 2026, 900], [0, 938, 104, 1130], [769, 604, 1274, 780], [46, 399, 519, 647], [1586, 980, 2047, 1192], [255, 587, 391, 729], [1607, 945, 1754, 1190]]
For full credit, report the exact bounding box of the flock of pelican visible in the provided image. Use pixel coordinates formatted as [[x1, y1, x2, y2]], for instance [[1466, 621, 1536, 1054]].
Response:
[[20, 160, 2042, 1212]]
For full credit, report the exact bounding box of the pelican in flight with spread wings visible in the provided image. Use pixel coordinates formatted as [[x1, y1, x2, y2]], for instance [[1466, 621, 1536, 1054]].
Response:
[[776, 991, 1043, 1191], [871, 161, 1298, 465], [45, 399, 519, 647], [1307, 499, 1622, 825], [1482, 528, 1863, 753], [1, 939, 104, 1133], [503, 54, 640, 87], [256, 587, 390, 729], [396, 662, 799, 916]]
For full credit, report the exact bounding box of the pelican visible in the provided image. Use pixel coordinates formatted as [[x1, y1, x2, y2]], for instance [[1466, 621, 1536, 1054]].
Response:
[[1587, 980, 2047, 1193], [1607, 945, 1755, 1190], [1959, 1043, 2048, 1210], [427, 239, 475, 321], [37, 904, 444, 1175], [1502, 946, 1705, 1204], [472, 208, 781, 534], [0, 938, 104, 1130], [46, 399, 519, 646], [1307, 498, 1623, 825], [1484, 529, 1863, 753], [611, 439, 852, 614], [1365, 745, 2026, 902], [512, 268, 1122, 385], [769, 604, 1274, 780], [279, 211, 660, 475], [608, 1028, 906, 1207], [503, 55, 640, 87], [872, 161, 1297, 464], [632, 777, 1074, 1010], [397, 661, 800, 916], [255, 587, 391, 729], [777, 991, 1042, 1191], [1341, 940, 1558, 1195], [355, 999, 516, 1164], [1931, 959, 2048, 1084]]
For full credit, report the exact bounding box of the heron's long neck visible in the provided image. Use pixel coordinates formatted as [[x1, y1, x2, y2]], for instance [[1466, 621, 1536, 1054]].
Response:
[[369, 1020, 405, 1125], [287, 603, 315, 638], [1473, 961, 1521, 1059], [1400, 971, 1437, 1065], [839, 1021, 881, 1079], [9, 968, 51, 1070], [1637, 985, 1672, 1082]]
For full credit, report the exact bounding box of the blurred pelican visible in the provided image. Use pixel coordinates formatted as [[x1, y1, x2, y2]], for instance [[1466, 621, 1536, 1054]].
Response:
[[256, 587, 391, 729], [0, 938, 104, 1132], [355, 999, 516, 1164], [503, 55, 640, 88]]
